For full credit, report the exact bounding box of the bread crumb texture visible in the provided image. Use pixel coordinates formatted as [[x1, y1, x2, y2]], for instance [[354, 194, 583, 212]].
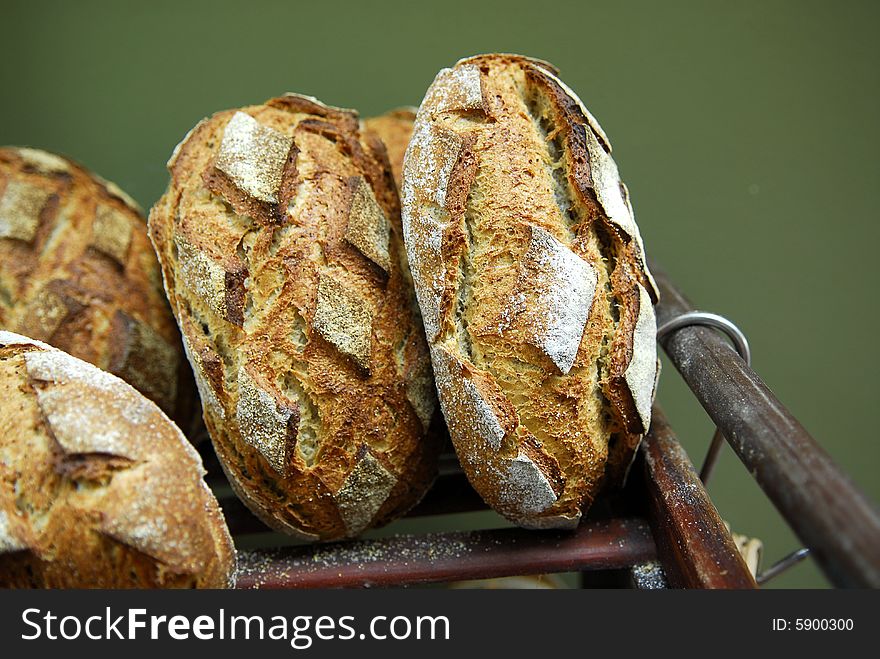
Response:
[[402, 54, 659, 528], [0, 332, 234, 588], [149, 94, 441, 541], [0, 147, 186, 419]]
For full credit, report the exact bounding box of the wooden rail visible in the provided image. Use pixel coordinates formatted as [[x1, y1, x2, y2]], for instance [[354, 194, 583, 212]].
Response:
[[642, 407, 757, 588]]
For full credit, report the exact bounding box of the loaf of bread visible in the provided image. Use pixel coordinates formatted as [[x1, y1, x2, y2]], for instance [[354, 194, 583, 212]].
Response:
[[0, 331, 234, 588], [0, 147, 192, 424], [363, 108, 416, 190], [402, 54, 659, 529], [149, 94, 441, 541]]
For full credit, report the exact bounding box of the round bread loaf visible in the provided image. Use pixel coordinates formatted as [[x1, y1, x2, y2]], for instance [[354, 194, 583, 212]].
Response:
[[363, 108, 417, 190], [0, 331, 234, 588], [149, 94, 441, 541], [402, 54, 659, 529], [0, 147, 193, 425]]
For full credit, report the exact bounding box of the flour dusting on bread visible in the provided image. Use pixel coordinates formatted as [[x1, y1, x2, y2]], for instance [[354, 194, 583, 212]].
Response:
[[624, 284, 658, 433], [215, 111, 293, 204], [515, 225, 598, 374]]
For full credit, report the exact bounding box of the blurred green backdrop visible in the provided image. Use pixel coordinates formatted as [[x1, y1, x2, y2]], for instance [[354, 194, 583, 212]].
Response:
[[2, 0, 877, 588]]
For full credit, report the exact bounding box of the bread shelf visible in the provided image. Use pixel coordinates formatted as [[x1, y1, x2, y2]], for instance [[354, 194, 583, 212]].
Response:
[[205, 266, 880, 589]]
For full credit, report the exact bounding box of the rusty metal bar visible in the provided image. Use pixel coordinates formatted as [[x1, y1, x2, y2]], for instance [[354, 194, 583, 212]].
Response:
[[652, 266, 880, 588], [642, 406, 757, 588], [233, 518, 656, 588]]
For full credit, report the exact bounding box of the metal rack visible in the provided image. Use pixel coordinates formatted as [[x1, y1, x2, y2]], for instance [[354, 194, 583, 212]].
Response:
[[208, 267, 880, 589]]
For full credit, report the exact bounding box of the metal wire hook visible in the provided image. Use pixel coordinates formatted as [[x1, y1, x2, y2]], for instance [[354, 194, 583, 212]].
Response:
[[756, 547, 812, 585], [656, 311, 751, 368]]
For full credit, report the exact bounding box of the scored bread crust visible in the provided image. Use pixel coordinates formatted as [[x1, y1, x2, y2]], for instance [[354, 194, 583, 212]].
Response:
[[149, 94, 441, 541], [0, 147, 194, 426], [363, 108, 417, 191], [0, 331, 234, 588], [402, 54, 659, 529]]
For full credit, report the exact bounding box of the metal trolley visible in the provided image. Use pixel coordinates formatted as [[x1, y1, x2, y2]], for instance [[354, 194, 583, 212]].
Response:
[[209, 267, 880, 589]]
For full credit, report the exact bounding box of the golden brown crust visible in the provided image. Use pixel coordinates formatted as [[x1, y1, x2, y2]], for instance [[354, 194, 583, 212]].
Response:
[[0, 147, 195, 427], [363, 108, 417, 190], [149, 96, 441, 541], [0, 332, 234, 588], [402, 54, 659, 528]]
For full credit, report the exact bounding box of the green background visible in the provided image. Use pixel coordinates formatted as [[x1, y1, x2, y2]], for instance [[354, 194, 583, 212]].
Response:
[[2, 0, 877, 588]]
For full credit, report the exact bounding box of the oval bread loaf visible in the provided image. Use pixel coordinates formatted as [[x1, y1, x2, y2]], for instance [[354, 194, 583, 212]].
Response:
[[363, 108, 417, 190], [402, 54, 659, 529], [0, 147, 192, 424], [0, 331, 234, 588], [149, 94, 441, 541]]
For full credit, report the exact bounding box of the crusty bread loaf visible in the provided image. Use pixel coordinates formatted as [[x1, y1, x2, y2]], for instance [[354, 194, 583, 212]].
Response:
[[363, 108, 417, 190], [402, 54, 659, 529], [149, 94, 441, 541], [0, 331, 234, 588], [0, 147, 193, 424]]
